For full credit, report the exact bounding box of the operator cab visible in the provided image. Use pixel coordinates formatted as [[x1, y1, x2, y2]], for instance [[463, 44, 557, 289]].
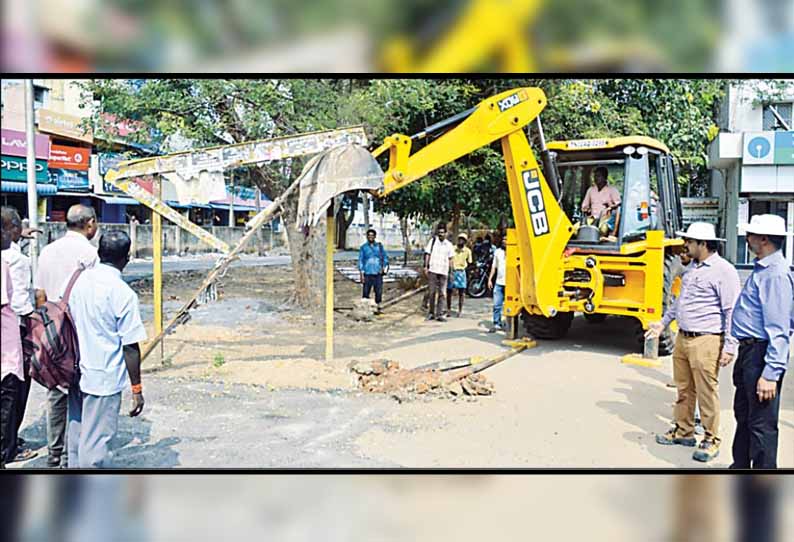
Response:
[[548, 136, 683, 250]]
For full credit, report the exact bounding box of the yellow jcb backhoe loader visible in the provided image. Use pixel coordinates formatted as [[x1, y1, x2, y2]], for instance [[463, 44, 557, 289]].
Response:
[[366, 87, 685, 354]]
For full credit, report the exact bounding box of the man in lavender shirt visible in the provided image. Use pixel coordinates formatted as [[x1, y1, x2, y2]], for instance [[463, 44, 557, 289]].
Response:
[[647, 222, 740, 463]]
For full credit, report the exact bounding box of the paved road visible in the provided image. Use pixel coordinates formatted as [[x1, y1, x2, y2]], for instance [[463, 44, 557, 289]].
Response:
[[13, 375, 398, 469]]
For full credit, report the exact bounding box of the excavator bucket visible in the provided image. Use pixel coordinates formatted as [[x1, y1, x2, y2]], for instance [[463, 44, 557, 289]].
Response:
[[296, 144, 385, 228]]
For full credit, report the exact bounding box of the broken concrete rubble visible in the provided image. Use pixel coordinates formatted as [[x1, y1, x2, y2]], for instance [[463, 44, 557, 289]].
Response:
[[349, 359, 495, 399]]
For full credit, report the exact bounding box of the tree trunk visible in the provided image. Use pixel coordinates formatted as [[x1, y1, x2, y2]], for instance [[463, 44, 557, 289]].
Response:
[[281, 200, 327, 310], [335, 191, 356, 250], [400, 217, 411, 266], [251, 160, 326, 312], [362, 191, 370, 232], [451, 202, 461, 240]]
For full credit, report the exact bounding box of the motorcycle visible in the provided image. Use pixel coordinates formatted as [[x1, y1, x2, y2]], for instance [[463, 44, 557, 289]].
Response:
[[466, 251, 493, 298]]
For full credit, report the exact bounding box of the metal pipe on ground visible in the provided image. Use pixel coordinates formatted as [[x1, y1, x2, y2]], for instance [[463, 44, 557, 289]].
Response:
[[379, 284, 429, 310], [439, 339, 535, 384]]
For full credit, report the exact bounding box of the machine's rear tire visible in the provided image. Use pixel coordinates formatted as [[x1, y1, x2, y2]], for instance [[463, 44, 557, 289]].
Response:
[[523, 311, 574, 340], [583, 313, 607, 324], [635, 252, 684, 356]]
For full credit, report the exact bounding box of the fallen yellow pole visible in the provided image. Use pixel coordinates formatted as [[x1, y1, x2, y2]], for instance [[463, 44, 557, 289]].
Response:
[[152, 175, 164, 364], [325, 206, 335, 362]]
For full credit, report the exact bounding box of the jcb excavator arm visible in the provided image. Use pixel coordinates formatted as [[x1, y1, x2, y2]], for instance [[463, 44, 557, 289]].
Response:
[[370, 87, 573, 318]]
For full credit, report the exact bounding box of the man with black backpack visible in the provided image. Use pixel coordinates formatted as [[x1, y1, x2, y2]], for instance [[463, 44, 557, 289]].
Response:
[[358, 228, 389, 312], [65, 231, 146, 468]]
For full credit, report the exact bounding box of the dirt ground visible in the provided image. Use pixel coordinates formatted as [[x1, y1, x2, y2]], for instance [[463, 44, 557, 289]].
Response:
[[12, 258, 794, 468]]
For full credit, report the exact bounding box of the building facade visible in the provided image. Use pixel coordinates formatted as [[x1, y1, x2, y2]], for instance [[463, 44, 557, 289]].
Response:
[[708, 81, 794, 267], [2, 79, 274, 230]]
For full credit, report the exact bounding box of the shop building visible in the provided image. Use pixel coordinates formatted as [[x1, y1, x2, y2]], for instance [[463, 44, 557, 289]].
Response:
[[708, 82, 794, 267]]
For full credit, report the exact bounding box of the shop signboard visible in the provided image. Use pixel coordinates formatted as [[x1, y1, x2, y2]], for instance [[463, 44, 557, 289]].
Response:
[[1, 155, 50, 182], [49, 144, 90, 171], [99, 152, 132, 193], [743, 131, 794, 165], [1, 128, 50, 159], [681, 197, 720, 228], [48, 168, 90, 191], [774, 131, 794, 165], [37, 109, 93, 143]]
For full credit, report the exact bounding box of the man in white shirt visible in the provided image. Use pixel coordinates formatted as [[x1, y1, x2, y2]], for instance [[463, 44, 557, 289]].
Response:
[[0, 207, 38, 463], [488, 236, 508, 333], [34, 204, 98, 468], [424, 222, 455, 322], [65, 231, 147, 468]]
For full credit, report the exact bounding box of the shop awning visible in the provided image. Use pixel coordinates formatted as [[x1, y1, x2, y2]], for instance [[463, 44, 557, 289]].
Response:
[[93, 194, 140, 205], [209, 202, 259, 211], [1, 181, 58, 195]]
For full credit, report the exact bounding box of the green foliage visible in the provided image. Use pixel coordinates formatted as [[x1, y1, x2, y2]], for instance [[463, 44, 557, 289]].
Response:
[[212, 353, 225, 368], [346, 78, 728, 225], [81, 77, 730, 228]]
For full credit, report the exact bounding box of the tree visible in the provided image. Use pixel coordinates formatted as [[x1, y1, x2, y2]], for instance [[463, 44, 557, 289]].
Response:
[[344, 79, 513, 235], [344, 78, 728, 228], [80, 78, 352, 310]]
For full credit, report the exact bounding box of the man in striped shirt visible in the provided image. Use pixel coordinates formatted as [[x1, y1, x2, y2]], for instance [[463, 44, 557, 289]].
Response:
[[647, 222, 740, 462]]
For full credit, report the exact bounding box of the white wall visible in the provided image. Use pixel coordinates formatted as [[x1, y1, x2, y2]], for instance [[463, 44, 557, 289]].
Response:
[[723, 82, 794, 133]]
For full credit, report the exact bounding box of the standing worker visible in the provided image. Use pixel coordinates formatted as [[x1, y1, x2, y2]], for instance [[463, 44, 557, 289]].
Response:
[[1, 218, 24, 468], [487, 235, 507, 333], [729, 214, 793, 469], [647, 222, 740, 462], [424, 223, 454, 322], [358, 228, 389, 313], [33, 204, 98, 468], [65, 231, 147, 468], [446, 233, 473, 317], [0, 207, 38, 463]]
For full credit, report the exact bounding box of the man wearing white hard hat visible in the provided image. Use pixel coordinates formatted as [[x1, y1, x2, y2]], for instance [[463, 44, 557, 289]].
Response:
[[729, 214, 794, 469], [648, 222, 741, 462]]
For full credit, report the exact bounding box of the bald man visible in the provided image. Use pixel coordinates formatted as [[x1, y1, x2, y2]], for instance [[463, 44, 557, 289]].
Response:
[[34, 204, 99, 468]]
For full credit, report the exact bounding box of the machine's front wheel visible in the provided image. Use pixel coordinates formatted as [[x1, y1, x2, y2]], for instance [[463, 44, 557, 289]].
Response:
[[523, 311, 574, 340]]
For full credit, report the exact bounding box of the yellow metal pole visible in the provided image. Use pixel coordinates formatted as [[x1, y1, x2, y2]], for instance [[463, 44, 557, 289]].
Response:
[[152, 175, 164, 364], [325, 205, 335, 362]]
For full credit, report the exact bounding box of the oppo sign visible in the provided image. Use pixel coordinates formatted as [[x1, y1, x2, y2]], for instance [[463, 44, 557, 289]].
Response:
[[1, 155, 50, 182]]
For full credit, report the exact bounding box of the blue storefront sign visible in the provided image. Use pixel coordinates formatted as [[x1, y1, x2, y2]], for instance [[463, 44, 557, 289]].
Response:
[[48, 167, 90, 192]]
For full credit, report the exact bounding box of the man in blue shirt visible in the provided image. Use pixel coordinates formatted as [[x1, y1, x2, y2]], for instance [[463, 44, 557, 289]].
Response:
[[65, 231, 147, 468], [358, 229, 389, 313], [729, 214, 793, 469]]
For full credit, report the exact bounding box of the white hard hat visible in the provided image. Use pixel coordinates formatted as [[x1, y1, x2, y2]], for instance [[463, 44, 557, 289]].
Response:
[[739, 214, 792, 237], [676, 222, 724, 242]]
